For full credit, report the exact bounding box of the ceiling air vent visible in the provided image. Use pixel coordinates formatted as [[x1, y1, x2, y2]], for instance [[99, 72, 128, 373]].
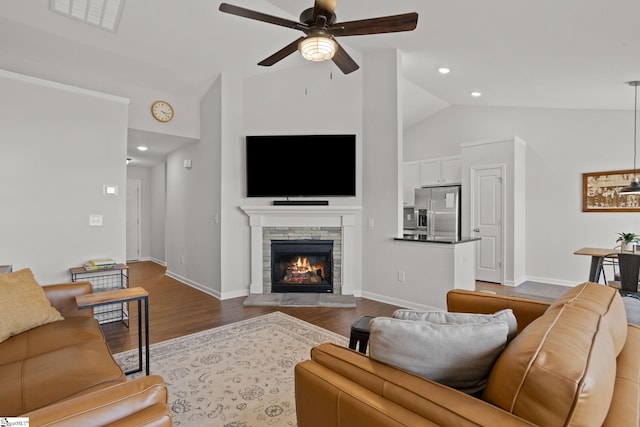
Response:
[[49, 0, 126, 33]]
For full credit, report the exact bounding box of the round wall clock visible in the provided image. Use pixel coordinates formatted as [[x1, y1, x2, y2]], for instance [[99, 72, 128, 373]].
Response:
[[151, 100, 174, 122]]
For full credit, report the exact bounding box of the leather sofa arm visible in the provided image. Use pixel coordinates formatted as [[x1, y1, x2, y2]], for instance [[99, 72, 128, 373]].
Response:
[[447, 289, 551, 333], [297, 343, 535, 427], [22, 375, 171, 427], [43, 282, 93, 318]]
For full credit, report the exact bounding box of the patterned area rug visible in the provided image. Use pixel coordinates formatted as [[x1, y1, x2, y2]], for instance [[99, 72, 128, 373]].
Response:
[[114, 312, 348, 426]]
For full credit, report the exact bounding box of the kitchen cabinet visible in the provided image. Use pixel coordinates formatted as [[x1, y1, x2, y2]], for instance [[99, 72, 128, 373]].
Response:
[[402, 162, 420, 206], [419, 156, 462, 186], [441, 156, 462, 184], [403, 155, 462, 207]]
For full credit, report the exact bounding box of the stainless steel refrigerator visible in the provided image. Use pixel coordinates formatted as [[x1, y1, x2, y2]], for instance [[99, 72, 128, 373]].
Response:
[[414, 185, 461, 241]]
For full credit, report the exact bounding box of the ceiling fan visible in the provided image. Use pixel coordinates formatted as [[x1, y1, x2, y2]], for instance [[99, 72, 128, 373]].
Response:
[[218, 0, 418, 74]]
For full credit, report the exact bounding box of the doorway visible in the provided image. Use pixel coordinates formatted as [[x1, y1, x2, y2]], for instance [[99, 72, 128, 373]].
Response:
[[126, 179, 141, 261], [471, 165, 505, 283]]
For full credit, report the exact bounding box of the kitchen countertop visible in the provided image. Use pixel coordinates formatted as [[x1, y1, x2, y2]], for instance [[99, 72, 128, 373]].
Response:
[[394, 234, 481, 244]]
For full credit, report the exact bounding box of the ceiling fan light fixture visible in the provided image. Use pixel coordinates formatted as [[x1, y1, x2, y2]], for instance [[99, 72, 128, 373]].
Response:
[[299, 36, 337, 62]]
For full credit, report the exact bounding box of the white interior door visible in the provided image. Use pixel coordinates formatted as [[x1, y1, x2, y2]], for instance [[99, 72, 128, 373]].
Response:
[[472, 166, 504, 283], [126, 179, 141, 261]]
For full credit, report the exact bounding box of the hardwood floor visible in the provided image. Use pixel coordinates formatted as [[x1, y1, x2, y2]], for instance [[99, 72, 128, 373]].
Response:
[[102, 261, 570, 353], [102, 261, 401, 353]]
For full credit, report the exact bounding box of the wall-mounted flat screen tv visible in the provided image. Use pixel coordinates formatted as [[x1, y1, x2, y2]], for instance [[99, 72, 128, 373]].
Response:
[[246, 134, 356, 197]]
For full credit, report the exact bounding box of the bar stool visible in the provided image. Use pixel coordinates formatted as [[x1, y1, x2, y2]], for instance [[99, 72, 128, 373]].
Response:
[[349, 315, 375, 354]]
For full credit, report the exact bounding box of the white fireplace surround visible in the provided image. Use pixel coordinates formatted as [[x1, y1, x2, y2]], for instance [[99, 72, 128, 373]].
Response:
[[240, 205, 361, 295]]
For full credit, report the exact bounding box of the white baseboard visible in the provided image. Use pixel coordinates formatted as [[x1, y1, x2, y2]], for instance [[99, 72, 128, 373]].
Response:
[[524, 276, 579, 287], [150, 258, 167, 267], [165, 270, 222, 300], [360, 291, 442, 311], [221, 289, 250, 300]]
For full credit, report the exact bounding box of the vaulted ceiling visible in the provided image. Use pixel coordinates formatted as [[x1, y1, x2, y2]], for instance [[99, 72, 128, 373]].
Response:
[[2, 0, 640, 165]]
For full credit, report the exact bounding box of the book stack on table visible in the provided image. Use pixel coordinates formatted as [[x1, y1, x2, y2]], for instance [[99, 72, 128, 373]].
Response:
[[84, 258, 116, 271]]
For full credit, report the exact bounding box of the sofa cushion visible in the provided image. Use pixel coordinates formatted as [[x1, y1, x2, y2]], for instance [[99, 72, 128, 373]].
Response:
[[483, 282, 626, 426], [369, 317, 509, 394], [547, 281, 628, 354], [0, 268, 64, 343], [392, 308, 518, 342], [0, 332, 125, 415], [0, 317, 106, 366]]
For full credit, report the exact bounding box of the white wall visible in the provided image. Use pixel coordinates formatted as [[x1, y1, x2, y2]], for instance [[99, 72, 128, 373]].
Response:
[[405, 105, 639, 285], [165, 133, 220, 293], [150, 162, 166, 264], [360, 50, 404, 300], [219, 73, 247, 299], [126, 166, 152, 260], [0, 70, 128, 283]]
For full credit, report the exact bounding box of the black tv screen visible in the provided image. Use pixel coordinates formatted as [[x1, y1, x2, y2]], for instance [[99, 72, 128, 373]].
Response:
[[246, 134, 356, 197]]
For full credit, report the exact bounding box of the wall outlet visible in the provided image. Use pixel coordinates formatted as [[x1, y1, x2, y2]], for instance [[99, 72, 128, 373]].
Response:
[[180, 255, 185, 264], [368, 218, 375, 228], [397, 271, 406, 282]]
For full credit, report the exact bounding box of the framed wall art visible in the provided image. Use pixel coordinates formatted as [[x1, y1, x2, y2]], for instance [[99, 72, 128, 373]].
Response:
[[582, 169, 640, 212]]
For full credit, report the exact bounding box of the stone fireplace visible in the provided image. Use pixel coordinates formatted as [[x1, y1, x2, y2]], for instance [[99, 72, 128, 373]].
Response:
[[265, 228, 341, 293], [240, 205, 360, 295], [270, 239, 333, 293]]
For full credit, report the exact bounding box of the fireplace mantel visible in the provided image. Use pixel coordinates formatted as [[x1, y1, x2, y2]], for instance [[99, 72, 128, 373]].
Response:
[[240, 205, 361, 295]]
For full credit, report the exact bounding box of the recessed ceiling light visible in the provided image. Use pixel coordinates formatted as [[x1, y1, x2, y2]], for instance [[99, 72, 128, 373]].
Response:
[[49, 0, 126, 32], [470, 91, 482, 97], [437, 67, 451, 75], [137, 146, 148, 151]]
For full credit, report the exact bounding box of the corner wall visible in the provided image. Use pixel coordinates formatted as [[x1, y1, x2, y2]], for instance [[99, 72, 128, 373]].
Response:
[[361, 50, 404, 300], [0, 70, 128, 283]]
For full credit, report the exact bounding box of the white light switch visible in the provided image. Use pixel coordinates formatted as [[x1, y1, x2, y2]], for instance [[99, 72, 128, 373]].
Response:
[[89, 214, 103, 226]]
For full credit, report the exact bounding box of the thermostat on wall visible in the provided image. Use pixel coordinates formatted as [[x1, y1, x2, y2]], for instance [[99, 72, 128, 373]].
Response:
[[103, 185, 118, 196]]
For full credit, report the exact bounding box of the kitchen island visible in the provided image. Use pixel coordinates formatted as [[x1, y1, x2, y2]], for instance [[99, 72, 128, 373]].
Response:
[[389, 235, 480, 310]]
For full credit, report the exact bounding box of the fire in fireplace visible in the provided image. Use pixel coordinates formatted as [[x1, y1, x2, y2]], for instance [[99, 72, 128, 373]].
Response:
[[271, 240, 333, 293]]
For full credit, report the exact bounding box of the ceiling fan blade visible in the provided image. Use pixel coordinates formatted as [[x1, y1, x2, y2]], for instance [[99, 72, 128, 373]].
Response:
[[329, 12, 418, 37], [313, 0, 337, 20], [332, 41, 359, 74], [258, 37, 305, 67], [219, 3, 309, 32]]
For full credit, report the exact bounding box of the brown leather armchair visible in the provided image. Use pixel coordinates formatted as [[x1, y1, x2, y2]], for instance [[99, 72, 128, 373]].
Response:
[[295, 283, 640, 426]]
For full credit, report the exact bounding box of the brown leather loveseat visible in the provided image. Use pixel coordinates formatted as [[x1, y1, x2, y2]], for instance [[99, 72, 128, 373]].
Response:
[[295, 282, 640, 426], [0, 270, 171, 426]]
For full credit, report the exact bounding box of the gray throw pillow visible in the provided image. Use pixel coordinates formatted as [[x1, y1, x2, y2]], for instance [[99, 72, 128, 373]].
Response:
[[392, 308, 518, 342], [368, 317, 509, 394]]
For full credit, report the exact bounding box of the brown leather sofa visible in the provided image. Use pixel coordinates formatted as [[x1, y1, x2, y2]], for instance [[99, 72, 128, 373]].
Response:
[[295, 282, 640, 426], [0, 281, 172, 426]]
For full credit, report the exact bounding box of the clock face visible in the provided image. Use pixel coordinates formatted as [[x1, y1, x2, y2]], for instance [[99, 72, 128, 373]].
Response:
[[151, 100, 174, 122]]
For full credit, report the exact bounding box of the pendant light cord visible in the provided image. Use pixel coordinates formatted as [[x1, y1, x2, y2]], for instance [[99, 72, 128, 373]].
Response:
[[635, 82, 638, 179]]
